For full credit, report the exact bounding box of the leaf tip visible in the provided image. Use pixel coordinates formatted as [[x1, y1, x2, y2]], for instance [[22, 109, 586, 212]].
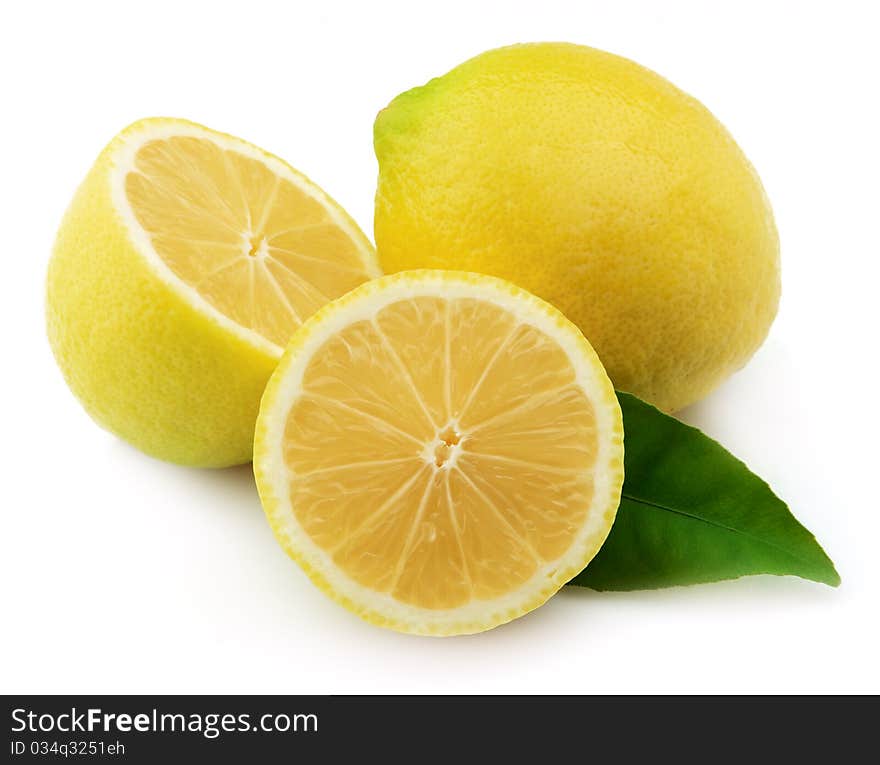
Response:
[[820, 566, 842, 588]]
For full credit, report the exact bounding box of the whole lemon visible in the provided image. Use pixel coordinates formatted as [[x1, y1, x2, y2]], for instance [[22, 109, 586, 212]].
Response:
[[374, 43, 780, 412]]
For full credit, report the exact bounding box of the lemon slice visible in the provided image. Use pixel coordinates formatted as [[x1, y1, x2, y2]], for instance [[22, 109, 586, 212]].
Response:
[[254, 271, 624, 635], [47, 117, 380, 466]]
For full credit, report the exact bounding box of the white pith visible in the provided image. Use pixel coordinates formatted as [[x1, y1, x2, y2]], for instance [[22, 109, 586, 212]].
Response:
[[109, 120, 381, 358], [256, 272, 624, 635]]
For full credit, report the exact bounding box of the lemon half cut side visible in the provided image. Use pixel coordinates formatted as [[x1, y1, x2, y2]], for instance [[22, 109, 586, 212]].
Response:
[[254, 271, 624, 635], [47, 117, 380, 466]]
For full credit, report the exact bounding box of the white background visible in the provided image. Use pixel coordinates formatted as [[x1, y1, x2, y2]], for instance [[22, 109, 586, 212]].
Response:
[[2, 0, 878, 693]]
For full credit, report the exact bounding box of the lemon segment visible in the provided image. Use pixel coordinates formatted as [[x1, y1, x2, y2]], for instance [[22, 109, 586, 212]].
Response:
[[255, 271, 624, 635]]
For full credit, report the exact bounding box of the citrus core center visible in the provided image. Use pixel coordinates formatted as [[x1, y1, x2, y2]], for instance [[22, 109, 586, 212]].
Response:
[[431, 425, 462, 468], [246, 235, 267, 258]]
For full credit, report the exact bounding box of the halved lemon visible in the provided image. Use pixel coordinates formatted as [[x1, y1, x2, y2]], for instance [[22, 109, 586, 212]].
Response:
[[254, 271, 624, 635], [47, 117, 380, 466]]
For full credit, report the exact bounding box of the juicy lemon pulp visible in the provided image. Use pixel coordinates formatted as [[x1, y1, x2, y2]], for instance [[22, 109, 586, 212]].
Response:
[[256, 271, 624, 634], [286, 295, 599, 609], [123, 133, 376, 348]]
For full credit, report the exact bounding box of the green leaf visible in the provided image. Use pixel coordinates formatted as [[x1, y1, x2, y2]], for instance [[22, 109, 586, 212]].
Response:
[[570, 392, 840, 591]]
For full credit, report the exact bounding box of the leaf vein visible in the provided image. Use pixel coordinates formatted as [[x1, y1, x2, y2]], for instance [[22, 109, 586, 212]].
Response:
[[621, 492, 823, 568]]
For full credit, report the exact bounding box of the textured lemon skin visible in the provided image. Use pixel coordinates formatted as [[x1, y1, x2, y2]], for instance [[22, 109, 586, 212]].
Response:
[[48, 120, 281, 467], [374, 43, 781, 412]]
